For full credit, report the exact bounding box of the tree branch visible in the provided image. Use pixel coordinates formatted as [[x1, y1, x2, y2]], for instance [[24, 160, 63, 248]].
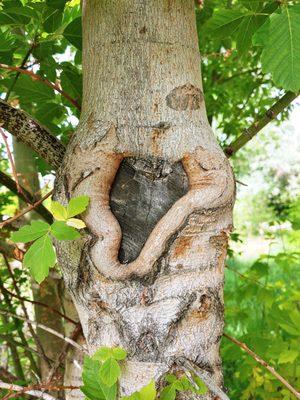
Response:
[[225, 91, 298, 157], [0, 63, 81, 110], [223, 333, 300, 399], [0, 170, 53, 223], [0, 100, 65, 169]]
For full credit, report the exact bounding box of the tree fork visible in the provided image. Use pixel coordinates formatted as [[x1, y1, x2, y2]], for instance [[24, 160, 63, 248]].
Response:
[[54, 1, 235, 398]]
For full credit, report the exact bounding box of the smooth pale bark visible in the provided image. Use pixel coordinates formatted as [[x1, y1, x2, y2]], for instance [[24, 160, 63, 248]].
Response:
[[54, 1, 235, 398]]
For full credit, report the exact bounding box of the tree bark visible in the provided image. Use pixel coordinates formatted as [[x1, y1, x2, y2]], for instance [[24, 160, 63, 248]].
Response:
[[54, 1, 235, 398]]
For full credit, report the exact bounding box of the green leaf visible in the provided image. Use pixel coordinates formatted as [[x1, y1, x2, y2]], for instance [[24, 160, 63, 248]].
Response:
[[160, 385, 176, 400], [260, 5, 300, 91], [92, 347, 113, 362], [43, 8, 63, 33], [112, 347, 127, 361], [81, 357, 106, 400], [24, 235, 56, 283], [63, 17, 82, 50], [205, 9, 247, 37], [15, 75, 55, 104], [81, 357, 117, 400], [0, 31, 16, 52], [278, 350, 298, 364], [11, 221, 50, 243], [193, 375, 208, 395], [46, 0, 67, 10], [51, 221, 80, 241], [121, 381, 156, 400], [67, 195, 89, 218], [99, 358, 121, 387], [51, 201, 68, 221], [138, 380, 156, 400]]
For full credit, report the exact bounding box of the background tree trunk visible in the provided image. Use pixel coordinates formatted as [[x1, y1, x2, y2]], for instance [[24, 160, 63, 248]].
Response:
[[54, 1, 235, 398], [12, 139, 65, 382]]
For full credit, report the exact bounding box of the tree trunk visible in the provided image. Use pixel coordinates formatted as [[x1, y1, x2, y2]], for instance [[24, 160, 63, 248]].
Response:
[[54, 1, 235, 398]]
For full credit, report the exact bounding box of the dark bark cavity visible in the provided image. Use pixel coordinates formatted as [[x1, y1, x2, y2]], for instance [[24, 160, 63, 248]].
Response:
[[110, 157, 188, 263]]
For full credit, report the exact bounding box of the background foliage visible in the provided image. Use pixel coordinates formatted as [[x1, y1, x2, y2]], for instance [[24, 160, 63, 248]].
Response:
[[0, 0, 299, 399]]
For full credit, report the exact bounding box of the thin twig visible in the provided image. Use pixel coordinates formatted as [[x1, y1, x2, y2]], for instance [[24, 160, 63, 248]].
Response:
[[223, 333, 300, 399], [4, 39, 37, 102], [0, 380, 59, 400], [177, 357, 230, 400], [2, 254, 52, 370], [2, 284, 78, 325], [225, 91, 298, 157], [0, 63, 81, 110], [0, 277, 39, 376], [46, 324, 82, 383], [0, 308, 87, 353], [225, 265, 266, 288], [0, 170, 53, 223], [0, 189, 53, 229]]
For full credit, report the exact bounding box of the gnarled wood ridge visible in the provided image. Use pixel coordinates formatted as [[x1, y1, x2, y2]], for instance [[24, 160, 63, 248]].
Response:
[[54, 1, 235, 398]]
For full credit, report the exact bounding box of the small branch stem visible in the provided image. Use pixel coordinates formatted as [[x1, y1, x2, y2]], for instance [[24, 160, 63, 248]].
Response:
[[0, 170, 53, 223], [0, 308, 87, 353], [223, 333, 300, 399], [225, 91, 298, 157], [177, 357, 230, 400], [0, 63, 81, 110], [0, 190, 53, 229], [2, 254, 52, 370]]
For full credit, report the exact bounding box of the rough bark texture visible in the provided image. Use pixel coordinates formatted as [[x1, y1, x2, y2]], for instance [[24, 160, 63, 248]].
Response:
[[0, 100, 65, 170], [54, 1, 235, 398]]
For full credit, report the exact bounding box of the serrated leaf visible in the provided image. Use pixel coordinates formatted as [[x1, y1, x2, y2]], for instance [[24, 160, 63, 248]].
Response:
[[66, 218, 86, 229], [67, 195, 89, 218], [11, 220, 50, 243], [260, 5, 300, 91], [51, 221, 80, 241], [63, 17, 82, 50], [99, 358, 120, 387], [24, 235, 56, 283], [51, 201, 68, 221]]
